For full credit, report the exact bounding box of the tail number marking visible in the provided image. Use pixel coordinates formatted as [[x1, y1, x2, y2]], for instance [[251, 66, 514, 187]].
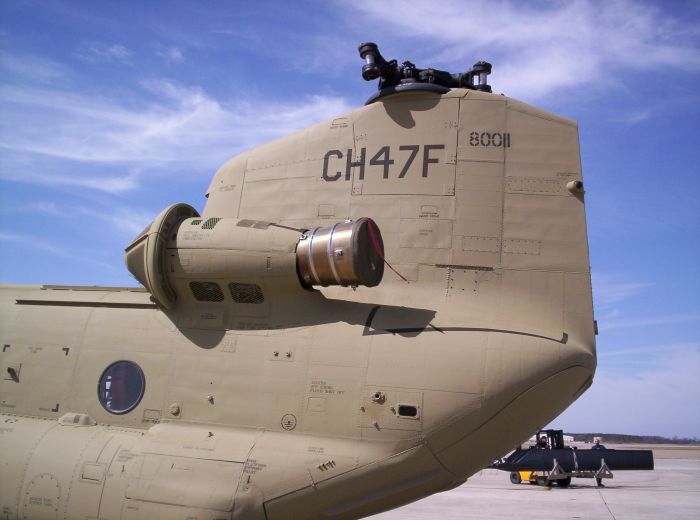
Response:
[[323, 145, 445, 182], [469, 131, 511, 147]]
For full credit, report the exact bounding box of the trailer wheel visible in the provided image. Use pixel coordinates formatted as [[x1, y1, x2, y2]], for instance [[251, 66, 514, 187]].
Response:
[[510, 472, 522, 484], [556, 477, 572, 488]]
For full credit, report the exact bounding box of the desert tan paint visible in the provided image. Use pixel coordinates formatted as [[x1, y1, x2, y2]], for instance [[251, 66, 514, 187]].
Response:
[[0, 88, 595, 519]]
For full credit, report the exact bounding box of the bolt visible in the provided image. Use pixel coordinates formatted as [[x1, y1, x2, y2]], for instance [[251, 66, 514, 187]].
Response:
[[371, 391, 385, 403], [285, 351, 292, 358]]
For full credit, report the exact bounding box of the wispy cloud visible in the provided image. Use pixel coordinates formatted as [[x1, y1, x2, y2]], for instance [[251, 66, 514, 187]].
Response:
[[610, 109, 653, 125], [157, 46, 185, 64], [2, 169, 139, 194], [23, 201, 64, 216], [0, 51, 65, 82], [599, 312, 700, 332], [589, 273, 699, 334], [0, 232, 117, 271], [75, 42, 133, 64], [0, 80, 352, 192], [23, 201, 151, 236], [599, 341, 700, 358], [592, 273, 651, 309], [553, 343, 700, 437], [347, 0, 700, 101]]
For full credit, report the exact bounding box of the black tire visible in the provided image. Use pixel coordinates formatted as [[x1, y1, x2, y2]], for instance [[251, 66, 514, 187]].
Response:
[[556, 477, 572, 488], [510, 472, 522, 484]]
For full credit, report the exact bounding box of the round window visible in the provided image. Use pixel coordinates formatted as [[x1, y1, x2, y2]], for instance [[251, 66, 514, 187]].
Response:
[[97, 360, 145, 414]]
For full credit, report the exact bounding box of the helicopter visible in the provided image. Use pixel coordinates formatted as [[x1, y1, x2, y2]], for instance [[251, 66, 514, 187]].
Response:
[[0, 42, 595, 519]]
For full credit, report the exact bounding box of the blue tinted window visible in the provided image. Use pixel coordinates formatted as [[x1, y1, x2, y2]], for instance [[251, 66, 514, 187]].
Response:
[[98, 360, 145, 414]]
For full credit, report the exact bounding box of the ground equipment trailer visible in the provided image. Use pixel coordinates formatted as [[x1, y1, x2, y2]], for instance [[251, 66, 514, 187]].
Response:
[[491, 430, 654, 487]]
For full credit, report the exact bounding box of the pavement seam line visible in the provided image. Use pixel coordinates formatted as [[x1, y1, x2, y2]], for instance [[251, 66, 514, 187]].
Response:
[[598, 489, 617, 520]]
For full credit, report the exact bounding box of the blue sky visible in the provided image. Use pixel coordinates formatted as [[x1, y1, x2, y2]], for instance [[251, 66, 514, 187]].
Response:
[[1, 0, 698, 438]]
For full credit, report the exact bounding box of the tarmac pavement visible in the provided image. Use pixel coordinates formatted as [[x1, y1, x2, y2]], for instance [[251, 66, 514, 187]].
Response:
[[369, 447, 700, 520]]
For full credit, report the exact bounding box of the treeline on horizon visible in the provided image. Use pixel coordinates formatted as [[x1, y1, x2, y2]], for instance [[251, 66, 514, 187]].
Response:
[[569, 433, 700, 445]]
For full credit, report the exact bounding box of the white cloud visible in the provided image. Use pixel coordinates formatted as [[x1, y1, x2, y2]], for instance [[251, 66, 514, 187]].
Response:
[[0, 81, 352, 192], [4, 170, 139, 194], [0, 232, 22, 242], [586, 273, 697, 336], [76, 43, 132, 64], [24, 201, 151, 236], [598, 341, 700, 358], [592, 273, 651, 309], [23, 201, 64, 216], [0, 231, 117, 271], [163, 46, 184, 63], [553, 343, 700, 437], [610, 109, 652, 124], [599, 312, 700, 332], [0, 51, 65, 82], [347, 0, 700, 100]]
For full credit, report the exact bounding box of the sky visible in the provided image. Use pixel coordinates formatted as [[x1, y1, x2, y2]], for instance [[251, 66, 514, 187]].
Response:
[[0, 0, 698, 438]]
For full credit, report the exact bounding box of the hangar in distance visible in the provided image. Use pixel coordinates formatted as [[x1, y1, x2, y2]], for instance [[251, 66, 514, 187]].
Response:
[[0, 43, 596, 519]]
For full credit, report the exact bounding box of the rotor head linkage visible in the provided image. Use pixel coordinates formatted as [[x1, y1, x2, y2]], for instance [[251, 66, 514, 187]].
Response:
[[357, 42, 492, 94]]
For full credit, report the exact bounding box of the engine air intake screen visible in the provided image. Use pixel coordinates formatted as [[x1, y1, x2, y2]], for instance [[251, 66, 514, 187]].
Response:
[[190, 281, 225, 302], [229, 282, 264, 304]]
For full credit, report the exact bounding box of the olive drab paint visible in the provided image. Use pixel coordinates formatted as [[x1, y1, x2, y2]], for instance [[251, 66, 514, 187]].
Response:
[[0, 46, 595, 520]]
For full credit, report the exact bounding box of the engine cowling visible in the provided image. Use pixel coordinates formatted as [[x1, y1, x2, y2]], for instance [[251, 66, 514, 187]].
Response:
[[124, 203, 384, 308]]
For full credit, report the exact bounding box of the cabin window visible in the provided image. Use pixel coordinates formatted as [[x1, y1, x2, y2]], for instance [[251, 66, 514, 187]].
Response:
[[97, 360, 145, 415], [229, 282, 264, 304], [190, 281, 225, 302]]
